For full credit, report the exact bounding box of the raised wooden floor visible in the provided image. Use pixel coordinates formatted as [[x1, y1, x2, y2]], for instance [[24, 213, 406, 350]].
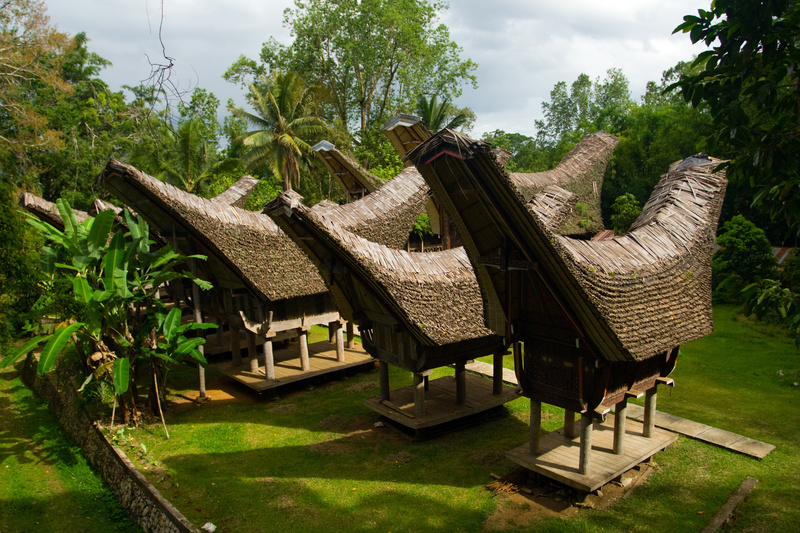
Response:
[[215, 340, 375, 393], [363, 373, 519, 431], [506, 415, 677, 493]]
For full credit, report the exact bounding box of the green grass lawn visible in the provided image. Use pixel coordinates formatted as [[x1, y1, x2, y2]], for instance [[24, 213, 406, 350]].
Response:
[[0, 366, 141, 533], [8, 309, 799, 532]]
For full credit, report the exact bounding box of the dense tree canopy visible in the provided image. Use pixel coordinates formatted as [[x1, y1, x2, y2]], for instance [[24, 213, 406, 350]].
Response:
[[672, 0, 800, 233]]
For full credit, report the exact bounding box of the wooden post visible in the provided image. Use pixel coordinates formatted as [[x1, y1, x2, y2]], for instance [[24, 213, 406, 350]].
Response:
[[564, 409, 576, 438], [414, 372, 426, 418], [579, 413, 593, 475], [328, 321, 335, 343], [455, 360, 466, 405], [335, 321, 345, 363], [614, 399, 627, 455], [247, 331, 259, 373], [644, 387, 657, 438], [346, 321, 355, 349], [379, 361, 390, 401], [190, 258, 206, 398], [298, 328, 310, 371], [529, 399, 542, 455], [230, 325, 242, 366], [492, 352, 503, 394]]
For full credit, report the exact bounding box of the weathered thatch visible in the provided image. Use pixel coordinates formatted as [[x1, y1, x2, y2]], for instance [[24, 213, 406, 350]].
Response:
[[210, 175, 260, 208], [299, 165, 429, 250], [508, 131, 618, 234], [267, 190, 504, 371], [313, 141, 379, 201], [407, 130, 727, 364], [19, 193, 91, 230], [99, 159, 329, 305]]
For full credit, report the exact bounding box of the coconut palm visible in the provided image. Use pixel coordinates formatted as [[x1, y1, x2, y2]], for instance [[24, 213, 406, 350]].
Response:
[[232, 71, 328, 191], [416, 94, 470, 132], [130, 117, 221, 195]]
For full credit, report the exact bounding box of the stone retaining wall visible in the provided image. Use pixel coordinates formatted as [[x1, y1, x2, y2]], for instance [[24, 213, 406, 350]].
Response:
[[22, 354, 200, 533]]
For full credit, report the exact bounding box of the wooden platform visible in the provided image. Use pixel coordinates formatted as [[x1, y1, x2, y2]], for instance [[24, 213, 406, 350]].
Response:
[[215, 340, 375, 393], [506, 415, 677, 492], [363, 373, 519, 431]]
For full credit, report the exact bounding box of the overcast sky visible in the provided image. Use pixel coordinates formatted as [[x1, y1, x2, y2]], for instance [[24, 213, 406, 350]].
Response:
[[45, 0, 710, 138]]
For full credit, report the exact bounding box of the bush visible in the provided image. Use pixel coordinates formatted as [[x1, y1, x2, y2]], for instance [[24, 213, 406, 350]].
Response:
[[713, 215, 777, 285], [609, 193, 641, 234]]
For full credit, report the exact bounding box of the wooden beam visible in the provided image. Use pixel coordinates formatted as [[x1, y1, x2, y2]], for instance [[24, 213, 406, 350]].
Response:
[[247, 331, 258, 373], [414, 372, 426, 418], [455, 360, 466, 405], [493, 352, 504, 395], [379, 361, 390, 401], [298, 328, 310, 371], [564, 409, 576, 439], [346, 321, 355, 349], [191, 259, 206, 398], [530, 399, 542, 455]]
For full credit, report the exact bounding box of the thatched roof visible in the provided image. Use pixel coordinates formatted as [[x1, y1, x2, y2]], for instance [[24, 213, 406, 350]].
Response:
[[312, 141, 379, 198], [19, 193, 91, 230], [99, 159, 328, 303], [298, 165, 429, 250], [407, 130, 727, 363], [507, 131, 618, 234], [210, 175, 260, 208], [267, 190, 500, 349]]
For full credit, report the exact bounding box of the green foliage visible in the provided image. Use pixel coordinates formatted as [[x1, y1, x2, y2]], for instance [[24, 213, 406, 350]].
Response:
[[713, 215, 777, 287], [0, 183, 43, 354], [412, 214, 433, 240], [228, 0, 477, 137], [609, 193, 642, 234], [415, 94, 474, 132], [672, 1, 800, 233], [741, 279, 800, 347], [2, 200, 213, 423], [230, 71, 329, 191]]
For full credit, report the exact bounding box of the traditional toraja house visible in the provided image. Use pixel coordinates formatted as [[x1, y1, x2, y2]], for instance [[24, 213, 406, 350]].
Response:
[[99, 159, 376, 396], [312, 140, 379, 202], [407, 130, 727, 490], [208, 175, 260, 208], [267, 190, 519, 434]]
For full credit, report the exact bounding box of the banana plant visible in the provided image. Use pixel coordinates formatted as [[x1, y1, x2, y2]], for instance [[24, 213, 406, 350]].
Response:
[[2, 199, 214, 425]]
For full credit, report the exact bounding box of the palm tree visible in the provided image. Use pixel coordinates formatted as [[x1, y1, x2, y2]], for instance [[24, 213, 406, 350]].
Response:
[[416, 94, 470, 132], [130, 117, 222, 195], [232, 71, 328, 191]]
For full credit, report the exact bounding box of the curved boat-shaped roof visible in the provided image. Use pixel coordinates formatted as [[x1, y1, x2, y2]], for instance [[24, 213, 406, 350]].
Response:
[[408, 130, 727, 362], [312, 140, 379, 198], [267, 190, 499, 349], [300, 165, 429, 250], [19, 193, 91, 230], [100, 159, 329, 303], [507, 131, 618, 234], [210, 175, 260, 208]]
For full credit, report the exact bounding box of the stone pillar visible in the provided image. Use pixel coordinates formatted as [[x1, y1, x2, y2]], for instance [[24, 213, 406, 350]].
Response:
[[644, 387, 657, 438], [614, 400, 628, 455], [579, 413, 593, 475], [298, 328, 310, 371]]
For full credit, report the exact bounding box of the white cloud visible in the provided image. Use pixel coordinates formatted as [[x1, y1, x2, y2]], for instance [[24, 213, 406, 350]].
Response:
[[44, 0, 710, 138]]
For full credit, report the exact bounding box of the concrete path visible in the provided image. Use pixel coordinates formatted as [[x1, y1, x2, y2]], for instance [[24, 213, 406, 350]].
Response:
[[464, 361, 775, 459]]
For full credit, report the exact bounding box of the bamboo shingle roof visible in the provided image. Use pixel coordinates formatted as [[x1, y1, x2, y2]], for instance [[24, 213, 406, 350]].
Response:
[[299, 165, 429, 250], [267, 190, 500, 349], [381, 114, 433, 164], [508, 131, 618, 234], [407, 130, 727, 363], [19, 193, 91, 230], [99, 159, 328, 303], [210, 175, 260, 208]]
